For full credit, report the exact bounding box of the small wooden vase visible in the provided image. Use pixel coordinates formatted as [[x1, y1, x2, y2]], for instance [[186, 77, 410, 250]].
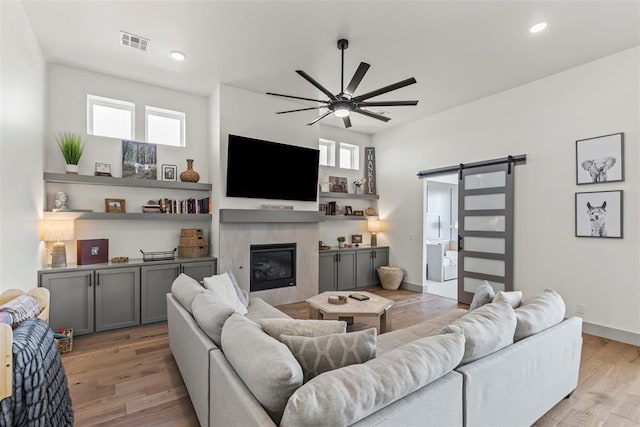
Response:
[[180, 159, 200, 183]]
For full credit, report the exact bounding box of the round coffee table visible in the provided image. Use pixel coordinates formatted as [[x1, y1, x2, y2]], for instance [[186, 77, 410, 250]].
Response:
[[305, 291, 394, 333]]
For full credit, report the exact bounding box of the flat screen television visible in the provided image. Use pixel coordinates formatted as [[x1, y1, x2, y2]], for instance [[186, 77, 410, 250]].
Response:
[[226, 134, 319, 201]]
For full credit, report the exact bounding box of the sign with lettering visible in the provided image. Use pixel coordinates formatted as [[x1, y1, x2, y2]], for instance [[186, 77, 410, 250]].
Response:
[[365, 147, 377, 195]]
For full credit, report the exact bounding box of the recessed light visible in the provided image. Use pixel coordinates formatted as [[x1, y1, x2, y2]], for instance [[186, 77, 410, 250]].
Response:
[[169, 50, 186, 61], [529, 22, 548, 34]]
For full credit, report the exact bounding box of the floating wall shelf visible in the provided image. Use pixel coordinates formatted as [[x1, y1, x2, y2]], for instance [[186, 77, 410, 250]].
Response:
[[44, 173, 212, 191]]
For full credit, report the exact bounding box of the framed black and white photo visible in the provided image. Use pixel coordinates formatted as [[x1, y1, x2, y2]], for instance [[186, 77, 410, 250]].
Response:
[[575, 190, 622, 238], [329, 176, 348, 193], [162, 164, 177, 181], [344, 205, 353, 215], [122, 140, 157, 180], [576, 133, 624, 185]]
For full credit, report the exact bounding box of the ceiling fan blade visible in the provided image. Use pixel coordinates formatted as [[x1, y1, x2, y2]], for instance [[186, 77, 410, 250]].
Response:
[[266, 92, 329, 104], [276, 107, 323, 115], [306, 110, 333, 126], [296, 70, 338, 101], [352, 108, 391, 122], [356, 100, 418, 107], [345, 62, 370, 96], [352, 77, 417, 102], [343, 116, 352, 128]]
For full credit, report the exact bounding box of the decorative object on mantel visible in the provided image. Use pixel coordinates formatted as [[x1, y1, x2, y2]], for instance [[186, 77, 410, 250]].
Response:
[[56, 132, 84, 174], [364, 147, 377, 195], [180, 159, 200, 183], [94, 162, 112, 177], [77, 238, 108, 265], [53, 192, 70, 212], [122, 140, 157, 180], [368, 218, 381, 246], [337, 236, 346, 248], [41, 220, 75, 268], [353, 178, 366, 194]]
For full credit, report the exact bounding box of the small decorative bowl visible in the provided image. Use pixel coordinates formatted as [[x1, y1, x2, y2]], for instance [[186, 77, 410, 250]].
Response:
[[328, 295, 348, 305]]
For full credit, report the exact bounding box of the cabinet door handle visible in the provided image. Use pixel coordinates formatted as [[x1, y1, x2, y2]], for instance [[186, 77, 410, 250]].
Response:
[[96, 272, 100, 286], [88, 273, 92, 287]]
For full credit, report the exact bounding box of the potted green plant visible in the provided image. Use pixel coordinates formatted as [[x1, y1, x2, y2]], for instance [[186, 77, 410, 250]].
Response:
[[56, 132, 84, 174], [337, 236, 346, 248]]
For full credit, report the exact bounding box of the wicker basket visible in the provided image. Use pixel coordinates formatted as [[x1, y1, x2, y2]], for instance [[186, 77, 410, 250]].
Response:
[[180, 228, 204, 237], [178, 245, 208, 258], [179, 235, 207, 246], [55, 328, 73, 354], [377, 266, 404, 290]]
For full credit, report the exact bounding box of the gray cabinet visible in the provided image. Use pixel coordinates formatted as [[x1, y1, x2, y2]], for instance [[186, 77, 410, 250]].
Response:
[[319, 252, 337, 292], [318, 250, 357, 292], [40, 270, 94, 335], [182, 260, 217, 282], [337, 251, 357, 291], [95, 267, 140, 332], [356, 248, 389, 287]]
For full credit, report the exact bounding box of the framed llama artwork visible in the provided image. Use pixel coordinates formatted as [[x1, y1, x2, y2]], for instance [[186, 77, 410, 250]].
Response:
[[575, 190, 622, 238]]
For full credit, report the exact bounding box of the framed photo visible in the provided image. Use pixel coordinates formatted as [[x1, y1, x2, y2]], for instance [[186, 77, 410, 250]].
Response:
[[105, 198, 126, 213], [351, 234, 363, 244], [122, 140, 157, 180], [576, 133, 623, 185], [94, 162, 112, 177], [353, 210, 364, 216], [344, 206, 353, 215], [162, 164, 177, 181], [575, 190, 622, 238], [329, 176, 348, 193]]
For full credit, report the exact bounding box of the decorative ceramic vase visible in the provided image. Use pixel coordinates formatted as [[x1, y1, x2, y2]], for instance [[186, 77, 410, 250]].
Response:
[[180, 159, 200, 183], [65, 164, 78, 175]]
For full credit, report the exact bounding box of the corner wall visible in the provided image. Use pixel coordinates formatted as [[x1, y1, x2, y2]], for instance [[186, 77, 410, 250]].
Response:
[[373, 47, 640, 339], [0, 1, 46, 292]]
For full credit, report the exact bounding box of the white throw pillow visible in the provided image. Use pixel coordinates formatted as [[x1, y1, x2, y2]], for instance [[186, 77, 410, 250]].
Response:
[[492, 291, 523, 308], [227, 271, 249, 307], [514, 288, 566, 341], [469, 282, 495, 310], [170, 273, 205, 314], [203, 273, 248, 315]]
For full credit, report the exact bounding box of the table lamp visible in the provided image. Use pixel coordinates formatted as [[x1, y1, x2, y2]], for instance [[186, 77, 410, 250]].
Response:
[[41, 220, 75, 268], [368, 218, 381, 247]]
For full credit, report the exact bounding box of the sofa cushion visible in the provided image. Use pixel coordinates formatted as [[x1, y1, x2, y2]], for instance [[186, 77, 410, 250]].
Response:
[[492, 290, 523, 308], [191, 291, 234, 347], [281, 328, 377, 382], [280, 331, 465, 427], [221, 313, 303, 423], [469, 282, 495, 310], [441, 302, 516, 364], [170, 273, 205, 314], [203, 273, 248, 315], [246, 297, 290, 322], [260, 318, 346, 341], [514, 289, 566, 341]]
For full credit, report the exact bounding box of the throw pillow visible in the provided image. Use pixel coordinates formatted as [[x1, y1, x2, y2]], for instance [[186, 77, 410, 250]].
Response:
[[191, 291, 235, 347], [170, 273, 205, 314], [227, 271, 249, 307], [280, 331, 465, 427], [441, 301, 516, 364], [514, 288, 566, 341], [281, 328, 377, 383], [469, 281, 495, 310], [260, 318, 346, 341], [221, 313, 303, 423], [492, 291, 523, 308], [203, 273, 248, 315], [0, 294, 42, 328]]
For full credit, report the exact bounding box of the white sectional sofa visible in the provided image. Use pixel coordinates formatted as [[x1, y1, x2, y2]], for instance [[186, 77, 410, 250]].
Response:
[[167, 276, 583, 427]]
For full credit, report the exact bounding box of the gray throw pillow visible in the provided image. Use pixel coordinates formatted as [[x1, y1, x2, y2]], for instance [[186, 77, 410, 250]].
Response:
[[191, 291, 234, 347], [260, 318, 346, 341], [492, 290, 523, 308], [441, 301, 516, 364], [281, 328, 377, 383], [469, 282, 496, 310], [514, 288, 566, 341], [280, 331, 465, 427], [221, 313, 303, 423], [170, 273, 205, 314]]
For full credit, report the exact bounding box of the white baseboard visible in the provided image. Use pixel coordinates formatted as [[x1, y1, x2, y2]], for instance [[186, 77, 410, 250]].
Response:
[[582, 321, 640, 346], [400, 281, 427, 293]]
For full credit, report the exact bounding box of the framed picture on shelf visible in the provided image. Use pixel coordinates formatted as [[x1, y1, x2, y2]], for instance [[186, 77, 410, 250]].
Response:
[[105, 198, 126, 213], [94, 162, 112, 177], [353, 210, 364, 216], [329, 176, 348, 193], [162, 164, 177, 181], [344, 206, 353, 215], [576, 133, 623, 185], [122, 140, 157, 180], [351, 234, 363, 244], [575, 190, 622, 238]]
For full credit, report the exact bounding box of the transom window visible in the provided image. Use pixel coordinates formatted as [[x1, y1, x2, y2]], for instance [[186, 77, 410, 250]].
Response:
[[319, 139, 336, 167], [87, 95, 135, 140], [145, 106, 186, 147], [339, 142, 359, 170]]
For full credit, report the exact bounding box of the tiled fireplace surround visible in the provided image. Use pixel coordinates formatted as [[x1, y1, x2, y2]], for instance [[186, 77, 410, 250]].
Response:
[[218, 221, 319, 306]]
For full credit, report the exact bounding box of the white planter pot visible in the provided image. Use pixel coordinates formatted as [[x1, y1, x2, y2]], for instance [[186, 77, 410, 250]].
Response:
[[65, 164, 78, 174]]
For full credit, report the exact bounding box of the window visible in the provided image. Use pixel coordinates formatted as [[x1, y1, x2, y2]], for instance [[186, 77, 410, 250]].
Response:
[[145, 106, 186, 147], [87, 95, 135, 140], [318, 139, 336, 167], [339, 142, 359, 170]]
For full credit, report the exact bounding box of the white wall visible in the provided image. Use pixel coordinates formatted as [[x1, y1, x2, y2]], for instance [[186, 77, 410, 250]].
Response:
[[46, 64, 211, 262], [0, 1, 46, 292], [374, 47, 640, 338]]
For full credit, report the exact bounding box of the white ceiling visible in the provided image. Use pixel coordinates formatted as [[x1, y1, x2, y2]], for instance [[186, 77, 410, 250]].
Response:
[[21, 1, 640, 135]]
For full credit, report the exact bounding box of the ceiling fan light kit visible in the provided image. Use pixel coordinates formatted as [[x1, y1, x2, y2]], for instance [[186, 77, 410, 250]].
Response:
[[267, 39, 418, 128]]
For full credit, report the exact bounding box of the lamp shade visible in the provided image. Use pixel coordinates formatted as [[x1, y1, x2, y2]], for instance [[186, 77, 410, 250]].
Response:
[[368, 218, 381, 233], [41, 220, 75, 242]]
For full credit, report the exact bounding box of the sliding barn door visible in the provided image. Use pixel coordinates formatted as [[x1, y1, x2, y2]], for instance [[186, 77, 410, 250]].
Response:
[[457, 163, 514, 304]]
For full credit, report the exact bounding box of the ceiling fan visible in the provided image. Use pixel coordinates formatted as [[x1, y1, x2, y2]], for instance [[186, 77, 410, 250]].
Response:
[[267, 39, 418, 128]]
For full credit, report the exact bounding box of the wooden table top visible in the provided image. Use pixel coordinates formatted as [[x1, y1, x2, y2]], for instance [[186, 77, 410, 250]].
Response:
[[305, 291, 394, 316]]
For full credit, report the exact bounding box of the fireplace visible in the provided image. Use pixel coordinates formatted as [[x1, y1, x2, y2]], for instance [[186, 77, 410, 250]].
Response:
[[250, 243, 296, 291]]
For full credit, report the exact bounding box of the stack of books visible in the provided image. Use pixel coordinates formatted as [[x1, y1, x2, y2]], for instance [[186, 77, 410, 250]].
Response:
[[142, 197, 212, 214]]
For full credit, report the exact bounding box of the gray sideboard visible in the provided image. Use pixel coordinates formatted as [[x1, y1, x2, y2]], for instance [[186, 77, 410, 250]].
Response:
[[319, 246, 389, 292]]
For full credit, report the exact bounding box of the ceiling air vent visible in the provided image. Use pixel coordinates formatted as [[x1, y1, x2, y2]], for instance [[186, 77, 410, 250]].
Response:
[[120, 31, 149, 52]]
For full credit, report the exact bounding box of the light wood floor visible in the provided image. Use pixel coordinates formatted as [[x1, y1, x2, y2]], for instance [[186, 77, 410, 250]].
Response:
[[61, 288, 640, 426]]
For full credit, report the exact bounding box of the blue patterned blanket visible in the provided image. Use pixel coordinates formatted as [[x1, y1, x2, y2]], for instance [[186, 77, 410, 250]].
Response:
[[0, 319, 73, 426]]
